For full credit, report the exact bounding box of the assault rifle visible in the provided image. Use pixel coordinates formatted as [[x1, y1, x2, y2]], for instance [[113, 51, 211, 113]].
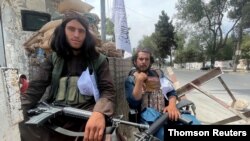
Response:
[[25, 102, 193, 140], [25, 102, 149, 136]]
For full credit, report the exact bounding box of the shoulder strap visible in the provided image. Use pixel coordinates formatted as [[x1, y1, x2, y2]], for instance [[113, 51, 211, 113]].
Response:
[[128, 67, 137, 76], [93, 53, 107, 71], [149, 69, 160, 78], [52, 52, 57, 65], [153, 68, 164, 78], [48, 52, 64, 102], [88, 53, 107, 78]]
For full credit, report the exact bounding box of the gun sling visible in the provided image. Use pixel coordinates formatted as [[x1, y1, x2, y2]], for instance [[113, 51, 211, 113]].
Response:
[[48, 124, 116, 137]]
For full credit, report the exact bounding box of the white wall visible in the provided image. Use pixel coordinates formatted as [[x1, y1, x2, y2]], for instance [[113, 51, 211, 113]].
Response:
[[173, 60, 245, 70]]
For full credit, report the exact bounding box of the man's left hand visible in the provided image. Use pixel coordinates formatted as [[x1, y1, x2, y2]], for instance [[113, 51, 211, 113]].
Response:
[[163, 105, 180, 121]]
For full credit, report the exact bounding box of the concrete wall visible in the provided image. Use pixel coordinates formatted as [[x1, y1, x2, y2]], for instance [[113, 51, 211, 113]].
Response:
[[0, 68, 23, 141], [0, 0, 62, 74], [173, 60, 246, 70], [1, 0, 48, 71]]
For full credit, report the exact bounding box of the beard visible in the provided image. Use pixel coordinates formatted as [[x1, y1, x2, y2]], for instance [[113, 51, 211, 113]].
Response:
[[135, 65, 151, 73]]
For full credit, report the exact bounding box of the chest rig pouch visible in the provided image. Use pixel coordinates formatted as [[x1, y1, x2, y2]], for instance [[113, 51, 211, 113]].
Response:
[[55, 76, 93, 105], [141, 75, 165, 112], [50, 52, 107, 105]]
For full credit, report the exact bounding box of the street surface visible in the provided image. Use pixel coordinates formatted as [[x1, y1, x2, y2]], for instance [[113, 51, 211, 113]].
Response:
[[173, 69, 250, 124]]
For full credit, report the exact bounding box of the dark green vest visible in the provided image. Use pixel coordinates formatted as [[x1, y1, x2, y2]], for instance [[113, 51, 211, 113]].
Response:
[[47, 52, 106, 103]]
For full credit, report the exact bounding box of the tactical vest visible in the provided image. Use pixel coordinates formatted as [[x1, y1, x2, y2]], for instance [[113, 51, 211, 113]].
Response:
[[130, 69, 166, 112], [47, 52, 106, 104]]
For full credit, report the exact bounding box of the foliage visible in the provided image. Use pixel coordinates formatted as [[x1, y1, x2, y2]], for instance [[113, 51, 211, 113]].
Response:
[[241, 34, 250, 70], [137, 11, 176, 65], [216, 37, 234, 60], [228, 0, 250, 70], [241, 34, 250, 59], [153, 11, 177, 59], [228, 0, 250, 29], [106, 18, 115, 41], [174, 34, 234, 63], [174, 47, 203, 63], [174, 36, 205, 63], [176, 0, 241, 67], [175, 31, 186, 51], [138, 35, 158, 57]]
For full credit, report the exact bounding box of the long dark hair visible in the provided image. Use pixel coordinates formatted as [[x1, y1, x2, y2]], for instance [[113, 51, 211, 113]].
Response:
[[50, 15, 99, 60]]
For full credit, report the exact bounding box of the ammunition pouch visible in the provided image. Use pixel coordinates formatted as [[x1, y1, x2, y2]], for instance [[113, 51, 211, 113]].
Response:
[[55, 76, 93, 105]]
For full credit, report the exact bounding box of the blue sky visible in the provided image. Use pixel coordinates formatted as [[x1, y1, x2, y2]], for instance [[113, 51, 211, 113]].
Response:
[[84, 0, 178, 48]]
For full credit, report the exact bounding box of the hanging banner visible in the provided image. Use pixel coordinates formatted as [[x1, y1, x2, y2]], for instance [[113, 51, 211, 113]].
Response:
[[112, 0, 132, 53]]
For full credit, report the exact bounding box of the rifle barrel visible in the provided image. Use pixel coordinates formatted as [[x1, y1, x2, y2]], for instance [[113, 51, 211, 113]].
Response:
[[63, 107, 92, 119], [63, 107, 149, 129], [112, 118, 149, 130]]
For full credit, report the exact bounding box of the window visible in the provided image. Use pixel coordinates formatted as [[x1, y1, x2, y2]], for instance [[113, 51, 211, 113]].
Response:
[[21, 10, 51, 31]]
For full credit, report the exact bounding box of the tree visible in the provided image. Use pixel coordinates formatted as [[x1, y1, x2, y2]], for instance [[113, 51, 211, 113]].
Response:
[[106, 18, 115, 41], [216, 37, 234, 60], [241, 34, 250, 70], [153, 11, 177, 66], [176, 0, 241, 67], [228, 0, 250, 29], [173, 30, 186, 65], [138, 35, 158, 56], [186, 37, 205, 62], [174, 46, 204, 64], [228, 0, 250, 71]]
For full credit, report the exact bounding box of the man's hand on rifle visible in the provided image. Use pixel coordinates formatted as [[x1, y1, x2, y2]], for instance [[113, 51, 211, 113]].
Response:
[[163, 96, 180, 121], [84, 112, 105, 141]]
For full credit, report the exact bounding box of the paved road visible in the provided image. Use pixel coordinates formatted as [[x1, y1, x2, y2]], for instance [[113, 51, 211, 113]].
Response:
[[172, 69, 250, 124], [174, 69, 250, 96]]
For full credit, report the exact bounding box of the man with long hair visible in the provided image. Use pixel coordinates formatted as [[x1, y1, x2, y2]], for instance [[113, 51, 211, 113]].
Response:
[[20, 12, 115, 141]]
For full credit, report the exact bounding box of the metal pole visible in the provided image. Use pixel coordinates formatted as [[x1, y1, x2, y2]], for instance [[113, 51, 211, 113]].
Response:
[[100, 0, 106, 42]]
